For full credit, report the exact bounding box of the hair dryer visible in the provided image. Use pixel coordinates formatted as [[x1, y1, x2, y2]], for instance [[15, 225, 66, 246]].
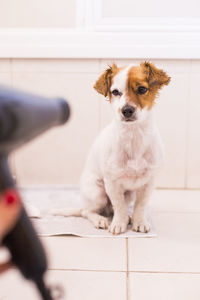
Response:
[[0, 85, 70, 300]]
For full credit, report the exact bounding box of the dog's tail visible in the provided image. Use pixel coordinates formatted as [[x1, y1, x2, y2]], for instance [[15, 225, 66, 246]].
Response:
[[50, 207, 83, 217]]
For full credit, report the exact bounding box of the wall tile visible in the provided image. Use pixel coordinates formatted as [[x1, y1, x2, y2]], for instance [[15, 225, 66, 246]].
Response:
[[0, 59, 11, 72], [0, 72, 12, 85], [12, 72, 100, 185], [12, 59, 100, 73], [151, 59, 190, 73], [100, 59, 190, 73], [187, 72, 200, 188], [99, 96, 113, 129], [155, 72, 188, 188], [190, 60, 200, 73], [0, 73, 14, 176], [100, 59, 141, 71]]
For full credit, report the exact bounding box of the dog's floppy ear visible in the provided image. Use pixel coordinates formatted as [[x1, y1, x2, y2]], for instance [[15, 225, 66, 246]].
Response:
[[141, 62, 170, 88], [94, 64, 119, 97]]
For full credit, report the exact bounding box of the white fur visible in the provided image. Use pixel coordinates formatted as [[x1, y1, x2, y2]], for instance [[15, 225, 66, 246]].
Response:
[[52, 66, 164, 234]]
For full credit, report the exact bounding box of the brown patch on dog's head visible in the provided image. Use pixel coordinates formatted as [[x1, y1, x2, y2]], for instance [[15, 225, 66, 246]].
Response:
[[94, 64, 120, 98], [127, 62, 170, 110]]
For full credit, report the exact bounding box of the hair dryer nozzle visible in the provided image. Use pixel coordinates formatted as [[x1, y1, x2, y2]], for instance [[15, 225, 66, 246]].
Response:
[[57, 98, 70, 124], [0, 85, 70, 153]]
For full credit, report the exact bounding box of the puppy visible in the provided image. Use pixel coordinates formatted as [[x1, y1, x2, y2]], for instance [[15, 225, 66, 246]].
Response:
[[53, 62, 170, 235]]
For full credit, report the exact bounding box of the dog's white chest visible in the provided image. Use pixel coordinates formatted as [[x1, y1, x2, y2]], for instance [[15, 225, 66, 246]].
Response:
[[103, 146, 152, 189], [92, 118, 163, 190]]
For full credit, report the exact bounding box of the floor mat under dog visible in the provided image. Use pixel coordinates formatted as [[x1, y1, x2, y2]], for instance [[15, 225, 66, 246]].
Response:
[[21, 187, 156, 238]]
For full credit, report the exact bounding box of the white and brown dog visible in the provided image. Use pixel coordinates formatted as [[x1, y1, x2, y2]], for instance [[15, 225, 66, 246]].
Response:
[[54, 62, 170, 235]]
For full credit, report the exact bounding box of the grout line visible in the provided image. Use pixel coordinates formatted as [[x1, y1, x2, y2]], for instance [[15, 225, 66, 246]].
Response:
[[150, 211, 200, 214], [19, 184, 80, 190], [98, 59, 101, 132], [48, 269, 200, 275], [9, 58, 18, 182], [47, 268, 200, 275], [10, 58, 14, 87], [18, 185, 200, 191], [48, 268, 126, 273], [129, 270, 200, 275], [184, 63, 191, 188], [126, 238, 130, 300], [156, 187, 200, 191], [126, 238, 129, 272], [9, 71, 100, 74]]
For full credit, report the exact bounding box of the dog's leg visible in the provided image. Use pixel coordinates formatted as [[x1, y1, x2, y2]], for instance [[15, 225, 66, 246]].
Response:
[[125, 191, 136, 224], [132, 179, 154, 233], [82, 207, 109, 229], [104, 182, 129, 235], [81, 181, 110, 229], [81, 191, 110, 229]]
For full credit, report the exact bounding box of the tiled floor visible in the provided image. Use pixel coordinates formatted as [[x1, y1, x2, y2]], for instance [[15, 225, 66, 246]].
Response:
[[1, 189, 200, 300]]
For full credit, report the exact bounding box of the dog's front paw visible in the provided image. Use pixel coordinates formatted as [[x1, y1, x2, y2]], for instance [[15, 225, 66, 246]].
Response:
[[93, 216, 109, 229], [132, 216, 150, 233], [109, 219, 128, 235]]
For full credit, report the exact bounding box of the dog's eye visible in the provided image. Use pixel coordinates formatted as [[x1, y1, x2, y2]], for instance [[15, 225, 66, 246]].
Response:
[[137, 86, 148, 95], [112, 89, 121, 96]]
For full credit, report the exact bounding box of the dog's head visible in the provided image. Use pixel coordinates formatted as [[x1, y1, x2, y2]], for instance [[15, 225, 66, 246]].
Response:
[[94, 62, 170, 123]]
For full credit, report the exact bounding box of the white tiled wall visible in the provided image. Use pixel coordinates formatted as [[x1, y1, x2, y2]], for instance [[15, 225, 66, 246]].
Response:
[[102, 0, 200, 18], [0, 0, 76, 28], [0, 59, 199, 189]]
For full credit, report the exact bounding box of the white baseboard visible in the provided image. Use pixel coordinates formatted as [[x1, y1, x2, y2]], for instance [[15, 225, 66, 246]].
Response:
[[0, 29, 200, 59]]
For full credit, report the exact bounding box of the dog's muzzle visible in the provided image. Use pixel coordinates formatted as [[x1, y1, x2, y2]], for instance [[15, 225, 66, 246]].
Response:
[[121, 105, 136, 121]]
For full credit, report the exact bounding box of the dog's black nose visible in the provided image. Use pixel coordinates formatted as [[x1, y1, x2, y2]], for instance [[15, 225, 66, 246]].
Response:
[[122, 105, 135, 118]]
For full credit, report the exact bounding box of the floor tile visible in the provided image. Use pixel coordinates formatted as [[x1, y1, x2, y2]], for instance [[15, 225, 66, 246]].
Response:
[[0, 269, 39, 300], [129, 272, 200, 300], [42, 236, 127, 271], [151, 189, 200, 213], [47, 270, 126, 300], [0, 269, 126, 300], [128, 212, 200, 273]]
